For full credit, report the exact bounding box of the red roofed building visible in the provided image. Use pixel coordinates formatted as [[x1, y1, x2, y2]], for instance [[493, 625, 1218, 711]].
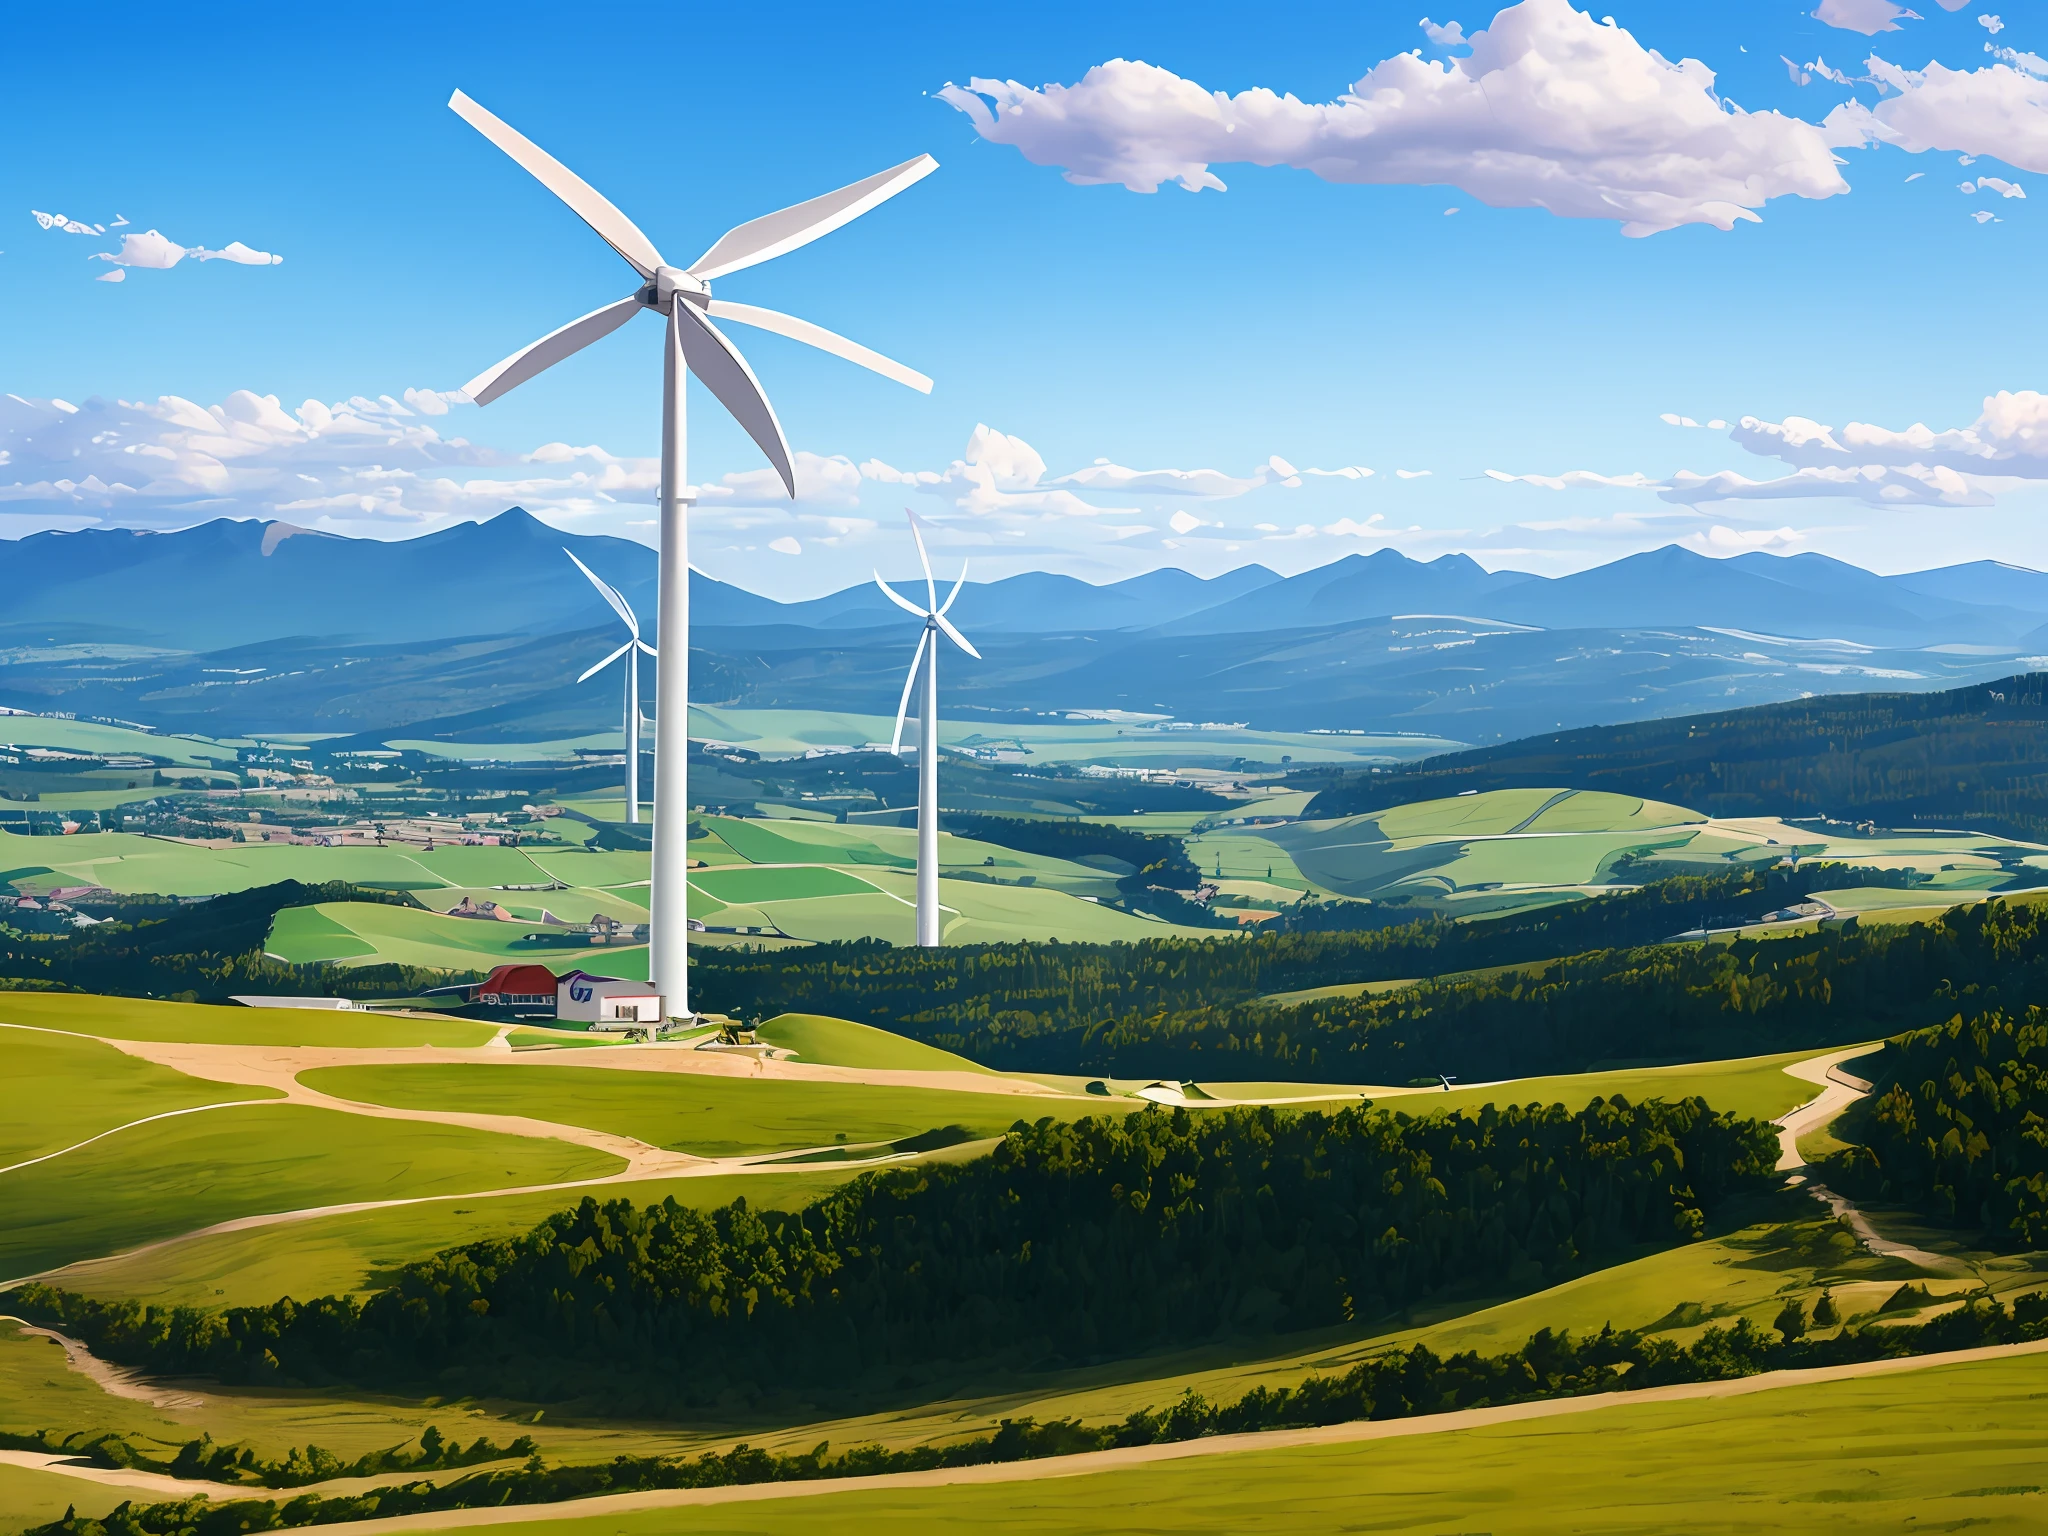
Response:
[[476, 963, 559, 1014]]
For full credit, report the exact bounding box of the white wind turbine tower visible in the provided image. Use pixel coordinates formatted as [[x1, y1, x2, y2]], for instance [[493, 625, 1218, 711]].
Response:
[[564, 549, 654, 824], [875, 513, 980, 947], [450, 89, 936, 1018]]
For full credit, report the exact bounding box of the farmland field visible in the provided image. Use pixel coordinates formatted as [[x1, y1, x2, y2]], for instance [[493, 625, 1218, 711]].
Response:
[[301, 1062, 1077, 1157], [1, 1103, 622, 1280]]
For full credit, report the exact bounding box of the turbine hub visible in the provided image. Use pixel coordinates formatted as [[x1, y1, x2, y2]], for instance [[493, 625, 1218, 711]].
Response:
[[650, 266, 709, 312]]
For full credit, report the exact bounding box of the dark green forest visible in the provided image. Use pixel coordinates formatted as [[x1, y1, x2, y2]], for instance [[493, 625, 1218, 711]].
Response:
[[1295, 672, 2048, 837], [0, 881, 472, 1002], [1821, 1008, 2048, 1247], [11, 1095, 1774, 1414], [698, 871, 2041, 1081]]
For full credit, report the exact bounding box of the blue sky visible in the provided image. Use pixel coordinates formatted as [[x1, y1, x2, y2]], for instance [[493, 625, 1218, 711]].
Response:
[[4, 0, 2046, 596]]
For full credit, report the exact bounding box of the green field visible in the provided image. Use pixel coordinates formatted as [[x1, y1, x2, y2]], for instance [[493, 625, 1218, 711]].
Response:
[[0, 992, 497, 1047], [755, 1013, 992, 1073], [300, 1063, 1076, 1158], [1414, 1047, 1833, 1125], [41, 1170, 869, 1309], [267, 900, 651, 977], [0, 1026, 280, 1166], [1, 1103, 623, 1281], [443, 1349, 2048, 1536]]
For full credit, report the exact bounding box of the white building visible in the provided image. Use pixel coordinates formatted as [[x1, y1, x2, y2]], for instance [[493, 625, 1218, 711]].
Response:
[[556, 970, 662, 1025]]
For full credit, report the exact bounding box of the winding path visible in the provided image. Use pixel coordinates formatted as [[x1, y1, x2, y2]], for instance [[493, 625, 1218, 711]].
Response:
[[1771, 1046, 1971, 1275]]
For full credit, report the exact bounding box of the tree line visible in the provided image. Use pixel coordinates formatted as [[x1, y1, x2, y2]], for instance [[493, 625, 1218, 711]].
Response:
[[10, 1095, 1776, 1416], [699, 873, 2043, 1082], [1820, 1007, 2048, 1248], [25, 1289, 2046, 1536]]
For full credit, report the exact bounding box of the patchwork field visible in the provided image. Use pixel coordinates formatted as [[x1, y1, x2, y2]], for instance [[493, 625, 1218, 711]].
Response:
[[1236, 787, 2048, 921]]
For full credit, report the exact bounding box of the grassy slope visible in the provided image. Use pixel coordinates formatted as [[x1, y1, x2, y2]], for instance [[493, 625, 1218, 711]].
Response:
[[1, 1105, 622, 1281], [300, 1064, 1078, 1158], [754, 1013, 990, 1074], [40, 1171, 871, 1309], [451, 1351, 2048, 1536], [0, 993, 497, 1047], [0, 1027, 281, 1165], [1412, 1046, 1832, 1125]]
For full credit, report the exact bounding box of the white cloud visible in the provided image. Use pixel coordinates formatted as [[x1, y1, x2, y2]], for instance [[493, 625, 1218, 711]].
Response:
[[1825, 57, 2048, 173], [1964, 175, 2025, 195], [1420, 17, 1468, 47], [861, 426, 1376, 525], [768, 536, 802, 555], [1394, 469, 1433, 479], [1681, 524, 1810, 553], [1660, 463, 1993, 508], [1167, 510, 1207, 534], [87, 228, 282, 276], [95, 270, 125, 285], [1732, 393, 2048, 477], [1484, 468, 1662, 490], [695, 452, 863, 510], [1986, 46, 2048, 79], [938, 0, 1848, 237], [1981, 14, 2004, 34], [31, 210, 101, 235], [0, 388, 662, 534], [1815, 0, 1921, 35]]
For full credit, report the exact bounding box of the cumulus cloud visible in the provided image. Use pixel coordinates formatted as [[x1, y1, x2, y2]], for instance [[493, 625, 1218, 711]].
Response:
[[938, 0, 1847, 237], [1825, 57, 2048, 173], [1732, 393, 2048, 477], [0, 388, 654, 534], [1981, 14, 2004, 34], [1815, 0, 1922, 36], [86, 228, 283, 276], [1419, 17, 1468, 47]]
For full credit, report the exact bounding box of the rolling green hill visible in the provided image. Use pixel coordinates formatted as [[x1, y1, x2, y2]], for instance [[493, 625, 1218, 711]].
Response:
[[1299, 672, 2048, 839]]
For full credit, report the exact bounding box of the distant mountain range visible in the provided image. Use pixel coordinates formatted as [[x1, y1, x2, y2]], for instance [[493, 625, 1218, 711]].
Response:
[[4, 509, 2048, 746]]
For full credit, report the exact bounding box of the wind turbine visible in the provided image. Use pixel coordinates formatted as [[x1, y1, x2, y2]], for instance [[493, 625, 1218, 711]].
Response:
[[450, 89, 936, 1017], [875, 513, 980, 947], [564, 549, 654, 824]]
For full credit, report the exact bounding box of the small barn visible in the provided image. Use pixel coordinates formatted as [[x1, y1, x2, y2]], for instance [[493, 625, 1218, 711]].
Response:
[[557, 970, 662, 1025], [476, 963, 561, 1015]]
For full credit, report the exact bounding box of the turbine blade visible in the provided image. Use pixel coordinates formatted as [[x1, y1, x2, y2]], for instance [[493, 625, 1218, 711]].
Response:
[[689, 154, 938, 281], [938, 558, 969, 617], [563, 546, 639, 635], [933, 610, 981, 660], [704, 301, 931, 395], [672, 302, 795, 498], [578, 639, 633, 683], [448, 90, 664, 278], [892, 628, 931, 755], [637, 640, 657, 657], [873, 570, 928, 618], [907, 510, 936, 610], [465, 295, 643, 406]]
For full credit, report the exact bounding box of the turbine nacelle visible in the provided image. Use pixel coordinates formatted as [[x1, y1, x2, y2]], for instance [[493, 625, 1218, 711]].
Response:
[[876, 511, 980, 756], [450, 88, 938, 492]]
